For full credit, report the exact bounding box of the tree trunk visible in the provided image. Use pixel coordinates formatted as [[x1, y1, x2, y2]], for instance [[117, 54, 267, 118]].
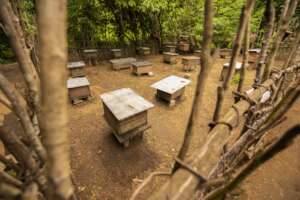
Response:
[[254, 0, 275, 85], [262, 0, 299, 81], [36, 0, 73, 199], [237, 17, 250, 94]]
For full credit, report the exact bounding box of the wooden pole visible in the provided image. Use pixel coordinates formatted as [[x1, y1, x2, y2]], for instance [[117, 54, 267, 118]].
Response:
[[36, 0, 73, 199]]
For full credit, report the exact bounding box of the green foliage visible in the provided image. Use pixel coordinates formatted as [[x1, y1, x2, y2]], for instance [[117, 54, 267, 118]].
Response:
[[231, 73, 241, 85], [1, 0, 299, 64]]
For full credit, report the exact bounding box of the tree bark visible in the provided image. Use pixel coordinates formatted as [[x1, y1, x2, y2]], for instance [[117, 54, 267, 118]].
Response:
[[254, 0, 275, 85], [36, 0, 73, 199], [262, 0, 299, 81], [212, 0, 256, 123], [237, 18, 250, 94], [0, 73, 46, 162], [0, 0, 40, 114]]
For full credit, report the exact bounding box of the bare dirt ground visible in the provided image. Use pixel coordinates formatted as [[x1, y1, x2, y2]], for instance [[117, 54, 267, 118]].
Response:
[[0, 54, 299, 200]]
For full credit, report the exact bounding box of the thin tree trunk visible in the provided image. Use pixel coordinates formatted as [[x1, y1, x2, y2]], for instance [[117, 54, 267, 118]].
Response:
[[36, 1, 73, 199], [283, 26, 300, 69], [0, 73, 46, 162], [0, 0, 40, 114], [254, 0, 275, 85], [212, 0, 256, 123], [237, 18, 250, 94], [262, 0, 299, 81], [0, 171, 22, 188], [175, 0, 214, 162], [0, 95, 12, 110]]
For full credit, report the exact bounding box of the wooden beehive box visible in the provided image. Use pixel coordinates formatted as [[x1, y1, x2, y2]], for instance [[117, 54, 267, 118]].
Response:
[[110, 49, 122, 58], [179, 35, 189, 42], [178, 42, 190, 52], [83, 49, 98, 65], [220, 49, 232, 59], [165, 45, 177, 53], [67, 77, 91, 104], [109, 57, 137, 70], [132, 61, 153, 76], [182, 56, 201, 71], [151, 75, 191, 107], [248, 48, 261, 63], [138, 47, 151, 56], [163, 52, 179, 64], [219, 62, 242, 81], [100, 88, 154, 146], [193, 49, 202, 56], [67, 61, 86, 77]]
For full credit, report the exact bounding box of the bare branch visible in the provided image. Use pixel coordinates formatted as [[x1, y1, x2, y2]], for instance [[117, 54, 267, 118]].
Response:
[[0, 73, 46, 162], [0, 0, 40, 113]]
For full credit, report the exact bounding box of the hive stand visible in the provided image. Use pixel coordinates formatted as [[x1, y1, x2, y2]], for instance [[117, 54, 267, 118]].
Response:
[[219, 62, 242, 81], [83, 49, 98, 66], [109, 57, 137, 70], [100, 88, 154, 147], [67, 77, 91, 105], [110, 49, 122, 59], [182, 56, 201, 71], [151, 75, 191, 107], [163, 52, 179, 64], [132, 61, 153, 76], [138, 47, 151, 56], [67, 61, 86, 77]]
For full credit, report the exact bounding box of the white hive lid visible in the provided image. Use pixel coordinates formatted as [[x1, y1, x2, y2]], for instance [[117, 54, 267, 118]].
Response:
[[100, 88, 154, 121], [151, 75, 191, 94]]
